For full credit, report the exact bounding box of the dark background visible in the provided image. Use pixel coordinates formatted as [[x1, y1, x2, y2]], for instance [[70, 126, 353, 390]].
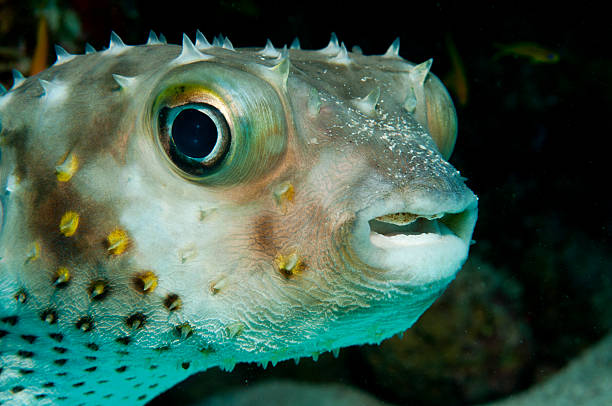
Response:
[[1, 1, 610, 405]]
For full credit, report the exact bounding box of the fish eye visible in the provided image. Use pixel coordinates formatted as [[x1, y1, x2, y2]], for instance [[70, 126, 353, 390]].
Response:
[[159, 104, 231, 177]]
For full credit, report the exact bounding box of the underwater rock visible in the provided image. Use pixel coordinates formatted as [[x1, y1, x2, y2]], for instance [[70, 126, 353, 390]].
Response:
[[362, 255, 532, 405], [196, 379, 390, 406]]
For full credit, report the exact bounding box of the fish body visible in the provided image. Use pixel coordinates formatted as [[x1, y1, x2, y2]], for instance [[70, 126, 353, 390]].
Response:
[[0, 32, 477, 404], [443, 34, 468, 106], [493, 42, 560, 64]]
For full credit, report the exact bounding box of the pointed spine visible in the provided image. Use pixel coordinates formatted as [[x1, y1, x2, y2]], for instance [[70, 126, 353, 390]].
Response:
[[308, 88, 321, 116], [222, 37, 235, 50], [352, 87, 380, 117], [260, 39, 280, 58], [112, 74, 138, 91], [319, 32, 341, 55], [329, 42, 351, 65], [266, 51, 291, 90], [409, 58, 433, 86], [10, 70, 25, 90], [108, 31, 127, 53], [174, 33, 213, 64], [0, 83, 6, 96], [195, 30, 211, 49], [85, 43, 96, 54], [212, 35, 223, 47], [159, 33, 168, 44], [146, 30, 162, 45], [403, 87, 417, 113], [383, 37, 401, 58], [290, 37, 301, 50], [53, 45, 75, 65], [38, 79, 67, 103]]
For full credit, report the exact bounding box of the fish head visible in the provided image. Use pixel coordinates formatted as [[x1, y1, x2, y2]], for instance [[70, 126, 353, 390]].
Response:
[[0, 34, 476, 402]]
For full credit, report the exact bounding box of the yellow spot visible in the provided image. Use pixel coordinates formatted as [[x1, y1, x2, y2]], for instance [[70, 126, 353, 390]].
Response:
[[89, 280, 107, 299], [59, 211, 79, 237], [273, 181, 294, 213], [275, 252, 304, 277], [24, 242, 40, 264], [54, 267, 70, 285], [134, 271, 158, 293], [55, 152, 79, 182], [107, 228, 128, 255]]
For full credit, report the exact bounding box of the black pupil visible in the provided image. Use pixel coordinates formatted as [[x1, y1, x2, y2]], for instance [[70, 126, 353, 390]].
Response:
[[171, 109, 218, 159]]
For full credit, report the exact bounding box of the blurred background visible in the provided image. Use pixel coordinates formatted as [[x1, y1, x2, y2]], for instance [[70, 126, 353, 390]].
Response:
[[1, 1, 610, 405]]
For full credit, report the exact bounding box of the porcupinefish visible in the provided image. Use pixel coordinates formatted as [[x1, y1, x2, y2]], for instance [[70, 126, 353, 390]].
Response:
[[0, 31, 477, 404]]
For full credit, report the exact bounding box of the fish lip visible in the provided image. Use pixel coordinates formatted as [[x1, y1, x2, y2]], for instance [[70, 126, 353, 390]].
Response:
[[349, 189, 478, 284]]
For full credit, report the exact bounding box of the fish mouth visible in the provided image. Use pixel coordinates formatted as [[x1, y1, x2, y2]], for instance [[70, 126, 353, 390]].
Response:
[[351, 191, 478, 284]]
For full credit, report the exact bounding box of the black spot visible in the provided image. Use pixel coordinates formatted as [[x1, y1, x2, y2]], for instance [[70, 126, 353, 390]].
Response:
[[97, 380, 108, 384], [149, 365, 158, 370], [1, 316, 18, 326], [134, 383, 143, 388], [56, 372, 67, 376], [200, 345, 215, 354], [53, 347, 68, 354], [75, 316, 94, 332], [57, 396, 68, 400], [53, 359, 68, 366], [125, 313, 146, 329], [0, 330, 8, 338], [85, 356, 97, 361], [43, 382, 55, 388], [103, 394, 113, 399], [72, 382, 85, 387], [174, 323, 193, 339], [138, 395, 147, 401], [154, 346, 170, 352], [20, 334, 37, 344], [35, 394, 47, 399], [49, 333, 64, 342], [181, 362, 190, 369], [116, 350, 129, 355], [148, 383, 158, 389], [41, 309, 58, 324], [163, 293, 182, 311], [17, 350, 34, 358], [19, 369, 34, 375], [11, 386, 25, 393], [115, 366, 127, 373], [86, 343, 99, 351], [125, 376, 136, 381], [84, 366, 97, 372], [14, 290, 27, 303], [115, 336, 131, 345], [84, 391, 95, 395]]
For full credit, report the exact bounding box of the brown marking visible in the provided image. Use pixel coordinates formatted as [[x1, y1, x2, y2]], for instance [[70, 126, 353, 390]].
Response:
[[164, 294, 182, 311]]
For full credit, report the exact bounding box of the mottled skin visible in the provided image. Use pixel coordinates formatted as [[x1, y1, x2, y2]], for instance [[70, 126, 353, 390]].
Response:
[[0, 33, 477, 404]]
